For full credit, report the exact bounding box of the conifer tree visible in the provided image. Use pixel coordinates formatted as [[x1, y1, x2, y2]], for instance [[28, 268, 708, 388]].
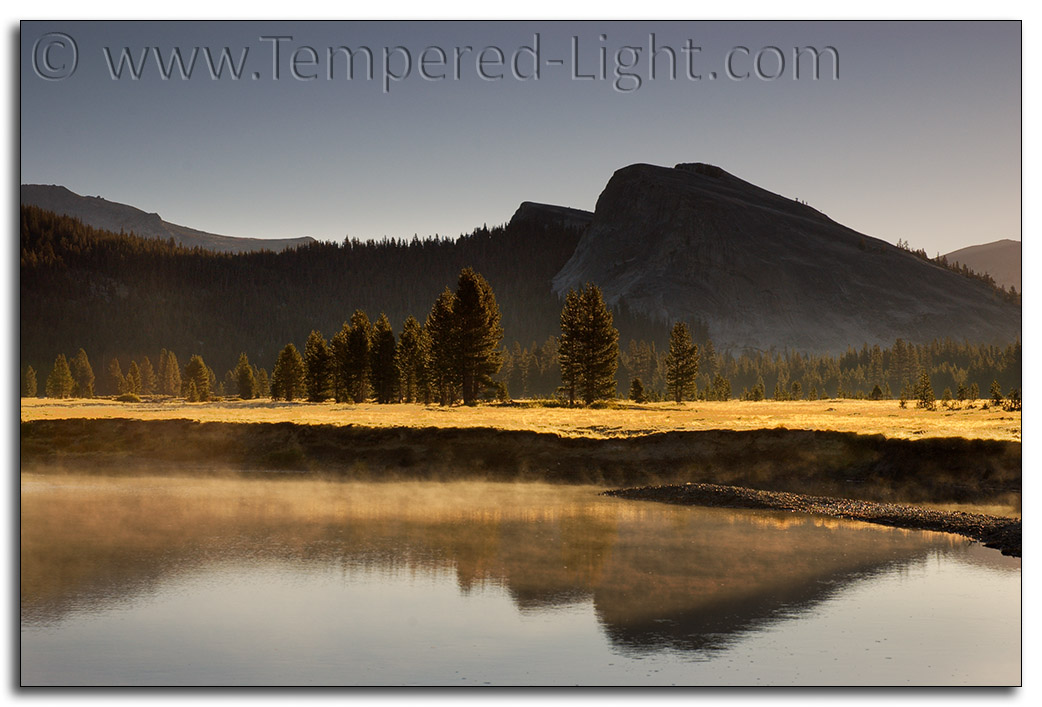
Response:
[[415, 326, 434, 404], [558, 289, 582, 406], [956, 381, 969, 402], [345, 310, 373, 403], [138, 356, 157, 395], [1004, 388, 1021, 412], [452, 268, 504, 405], [181, 355, 211, 401], [125, 361, 142, 394], [370, 313, 399, 404], [234, 353, 256, 399], [665, 322, 699, 403], [45, 354, 74, 398], [254, 366, 270, 398], [330, 323, 351, 403], [70, 348, 95, 398], [24, 365, 37, 398], [712, 374, 732, 401], [397, 315, 428, 403], [629, 377, 647, 403], [989, 380, 1003, 407], [426, 288, 461, 405], [107, 358, 127, 395], [271, 343, 306, 401], [157, 349, 168, 389], [159, 350, 182, 396], [303, 330, 332, 402], [752, 376, 766, 401], [914, 369, 936, 410], [558, 284, 619, 405]]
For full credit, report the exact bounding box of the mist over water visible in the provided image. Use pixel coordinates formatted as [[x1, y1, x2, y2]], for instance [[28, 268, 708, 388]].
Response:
[[20, 474, 1020, 686]]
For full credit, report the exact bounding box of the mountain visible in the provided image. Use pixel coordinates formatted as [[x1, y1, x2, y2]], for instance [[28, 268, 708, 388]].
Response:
[[942, 239, 1021, 291], [20, 184, 315, 254], [552, 163, 1021, 354], [508, 202, 593, 230]]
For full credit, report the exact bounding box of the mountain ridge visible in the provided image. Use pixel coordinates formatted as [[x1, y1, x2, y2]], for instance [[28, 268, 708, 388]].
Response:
[[20, 184, 315, 254], [942, 239, 1020, 291]]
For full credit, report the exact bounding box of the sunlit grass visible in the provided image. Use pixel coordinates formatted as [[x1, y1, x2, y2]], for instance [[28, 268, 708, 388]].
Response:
[[19, 396, 1020, 441]]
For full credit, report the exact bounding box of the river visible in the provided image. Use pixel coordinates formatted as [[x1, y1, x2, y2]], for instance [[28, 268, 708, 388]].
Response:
[[20, 474, 1021, 686]]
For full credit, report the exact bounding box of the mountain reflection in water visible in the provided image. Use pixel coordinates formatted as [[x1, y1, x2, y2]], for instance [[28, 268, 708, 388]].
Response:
[[21, 474, 983, 659]]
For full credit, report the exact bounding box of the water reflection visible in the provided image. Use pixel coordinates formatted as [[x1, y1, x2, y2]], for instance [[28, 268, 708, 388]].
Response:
[[22, 473, 993, 660]]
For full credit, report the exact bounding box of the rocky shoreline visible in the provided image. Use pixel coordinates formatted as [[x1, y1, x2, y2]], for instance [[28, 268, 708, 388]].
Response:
[[603, 483, 1021, 557]]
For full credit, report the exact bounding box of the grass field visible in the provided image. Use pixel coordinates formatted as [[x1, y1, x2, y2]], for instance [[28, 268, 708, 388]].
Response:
[[20, 396, 1021, 442]]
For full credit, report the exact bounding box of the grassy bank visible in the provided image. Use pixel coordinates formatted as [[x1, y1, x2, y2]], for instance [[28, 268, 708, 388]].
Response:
[[21, 416, 1020, 505], [19, 397, 1022, 441]]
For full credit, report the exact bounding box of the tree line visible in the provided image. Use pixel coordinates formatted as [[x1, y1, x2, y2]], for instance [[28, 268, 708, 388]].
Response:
[[26, 273, 644, 407], [21, 205, 1020, 407], [25, 277, 1020, 408]]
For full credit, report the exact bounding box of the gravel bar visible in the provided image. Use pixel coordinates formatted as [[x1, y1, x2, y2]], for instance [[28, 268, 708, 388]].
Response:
[[603, 483, 1021, 557]]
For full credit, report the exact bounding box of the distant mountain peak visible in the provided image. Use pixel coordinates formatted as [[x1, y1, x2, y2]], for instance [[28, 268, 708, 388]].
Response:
[[942, 239, 1021, 291], [20, 184, 315, 254]]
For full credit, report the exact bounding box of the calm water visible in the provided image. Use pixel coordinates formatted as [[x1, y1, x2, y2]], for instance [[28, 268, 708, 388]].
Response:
[[20, 475, 1021, 686]]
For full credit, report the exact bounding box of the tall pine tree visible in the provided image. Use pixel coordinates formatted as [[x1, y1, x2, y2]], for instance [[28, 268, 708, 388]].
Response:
[[234, 353, 256, 399], [138, 356, 157, 395], [452, 268, 503, 405], [271, 343, 306, 401], [159, 350, 182, 396], [370, 313, 399, 404], [559, 284, 619, 405], [70, 348, 95, 398], [345, 310, 373, 403], [665, 322, 699, 403], [426, 288, 460, 406], [45, 354, 74, 398], [182, 355, 211, 401], [23, 365, 37, 398], [397, 315, 428, 404], [125, 361, 142, 394], [107, 358, 127, 395], [303, 330, 332, 402], [330, 323, 351, 403]]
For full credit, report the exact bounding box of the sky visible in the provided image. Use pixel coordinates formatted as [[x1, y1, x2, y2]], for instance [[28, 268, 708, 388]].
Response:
[[19, 19, 1022, 256]]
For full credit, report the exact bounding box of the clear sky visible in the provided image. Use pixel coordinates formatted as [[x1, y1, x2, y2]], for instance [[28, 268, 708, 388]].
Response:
[[20, 20, 1021, 255]]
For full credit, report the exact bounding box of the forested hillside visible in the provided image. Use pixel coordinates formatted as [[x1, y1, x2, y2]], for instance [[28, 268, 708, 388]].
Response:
[[20, 205, 669, 386]]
